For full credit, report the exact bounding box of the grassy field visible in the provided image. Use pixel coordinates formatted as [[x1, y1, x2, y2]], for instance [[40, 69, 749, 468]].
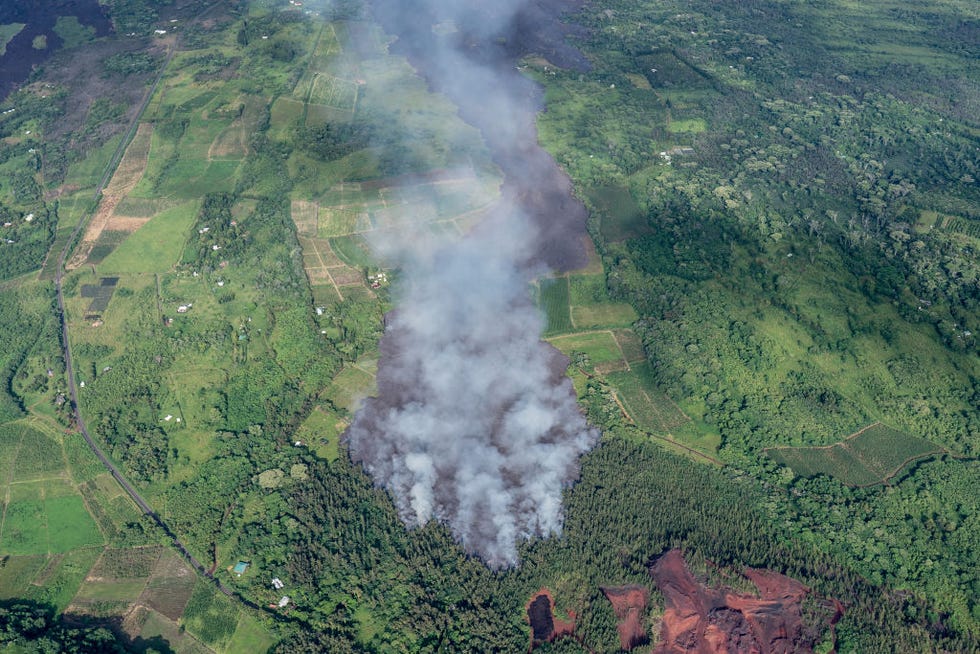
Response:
[[227, 613, 277, 653], [98, 200, 200, 273], [324, 364, 377, 413], [571, 303, 638, 329], [767, 423, 944, 486], [294, 404, 345, 461], [0, 421, 105, 556], [548, 331, 625, 368], [329, 234, 375, 268]]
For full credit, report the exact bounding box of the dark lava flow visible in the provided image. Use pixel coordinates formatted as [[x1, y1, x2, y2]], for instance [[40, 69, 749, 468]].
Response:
[[0, 0, 113, 101], [368, 0, 592, 272]]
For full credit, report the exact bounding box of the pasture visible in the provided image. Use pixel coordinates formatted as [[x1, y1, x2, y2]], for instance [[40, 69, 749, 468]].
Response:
[[228, 613, 277, 654], [548, 331, 626, 370], [767, 423, 944, 486], [571, 303, 638, 329], [98, 200, 200, 273], [294, 404, 345, 461], [0, 420, 104, 556], [325, 363, 377, 413]]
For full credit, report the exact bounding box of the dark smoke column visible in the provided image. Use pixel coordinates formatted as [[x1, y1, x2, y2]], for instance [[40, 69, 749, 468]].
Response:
[[345, 1, 598, 568]]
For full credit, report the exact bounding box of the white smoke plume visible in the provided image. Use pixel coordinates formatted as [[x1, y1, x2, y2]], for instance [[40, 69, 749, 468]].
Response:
[[344, 0, 598, 568]]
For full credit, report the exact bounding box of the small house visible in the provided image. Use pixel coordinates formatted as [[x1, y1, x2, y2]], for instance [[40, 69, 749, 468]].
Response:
[[278, 596, 290, 608], [272, 578, 284, 590]]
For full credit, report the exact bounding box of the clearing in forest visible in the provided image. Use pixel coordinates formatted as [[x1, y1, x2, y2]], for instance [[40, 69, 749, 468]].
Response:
[[766, 423, 945, 486]]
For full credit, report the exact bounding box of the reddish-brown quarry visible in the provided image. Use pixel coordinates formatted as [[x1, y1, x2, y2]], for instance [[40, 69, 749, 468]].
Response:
[[602, 585, 650, 651], [526, 588, 575, 650], [650, 550, 831, 654]]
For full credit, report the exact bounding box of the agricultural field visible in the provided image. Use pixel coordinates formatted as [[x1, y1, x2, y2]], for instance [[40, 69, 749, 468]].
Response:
[[606, 362, 692, 437], [537, 277, 572, 336], [548, 330, 627, 371], [97, 200, 200, 273], [0, 421, 104, 556], [293, 404, 345, 461], [768, 423, 945, 487]]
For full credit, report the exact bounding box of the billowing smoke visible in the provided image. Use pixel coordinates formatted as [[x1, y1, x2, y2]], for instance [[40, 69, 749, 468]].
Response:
[[344, 0, 598, 568]]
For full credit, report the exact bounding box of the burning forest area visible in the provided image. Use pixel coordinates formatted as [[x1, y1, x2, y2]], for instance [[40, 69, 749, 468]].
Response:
[[344, 0, 598, 568]]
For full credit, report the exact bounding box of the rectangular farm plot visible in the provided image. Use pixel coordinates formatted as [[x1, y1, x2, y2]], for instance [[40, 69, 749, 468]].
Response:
[[45, 496, 104, 551], [312, 283, 343, 305], [73, 578, 148, 604], [309, 73, 358, 109], [89, 546, 163, 579], [182, 580, 241, 649], [5, 423, 64, 482], [0, 555, 48, 599], [613, 329, 646, 363], [606, 362, 690, 435], [291, 200, 318, 237], [330, 235, 376, 268], [318, 207, 367, 237], [25, 547, 102, 612], [571, 303, 638, 329], [548, 331, 625, 367], [141, 549, 198, 621], [0, 500, 47, 555], [538, 277, 573, 336]]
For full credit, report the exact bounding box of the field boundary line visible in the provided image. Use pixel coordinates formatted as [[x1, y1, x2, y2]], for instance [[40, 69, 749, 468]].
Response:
[[310, 238, 345, 301], [8, 475, 71, 485]]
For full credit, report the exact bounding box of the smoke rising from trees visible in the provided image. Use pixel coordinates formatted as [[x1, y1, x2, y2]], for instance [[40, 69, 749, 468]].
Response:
[[344, 0, 597, 568]]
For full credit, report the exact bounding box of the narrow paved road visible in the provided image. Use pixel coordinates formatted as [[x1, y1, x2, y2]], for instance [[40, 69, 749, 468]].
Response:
[[50, 15, 256, 608]]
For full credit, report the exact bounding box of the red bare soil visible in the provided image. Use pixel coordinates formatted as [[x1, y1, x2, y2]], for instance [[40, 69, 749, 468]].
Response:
[[526, 588, 576, 650], [650, 549, 828, 654], [602, 585, 650, 650]]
